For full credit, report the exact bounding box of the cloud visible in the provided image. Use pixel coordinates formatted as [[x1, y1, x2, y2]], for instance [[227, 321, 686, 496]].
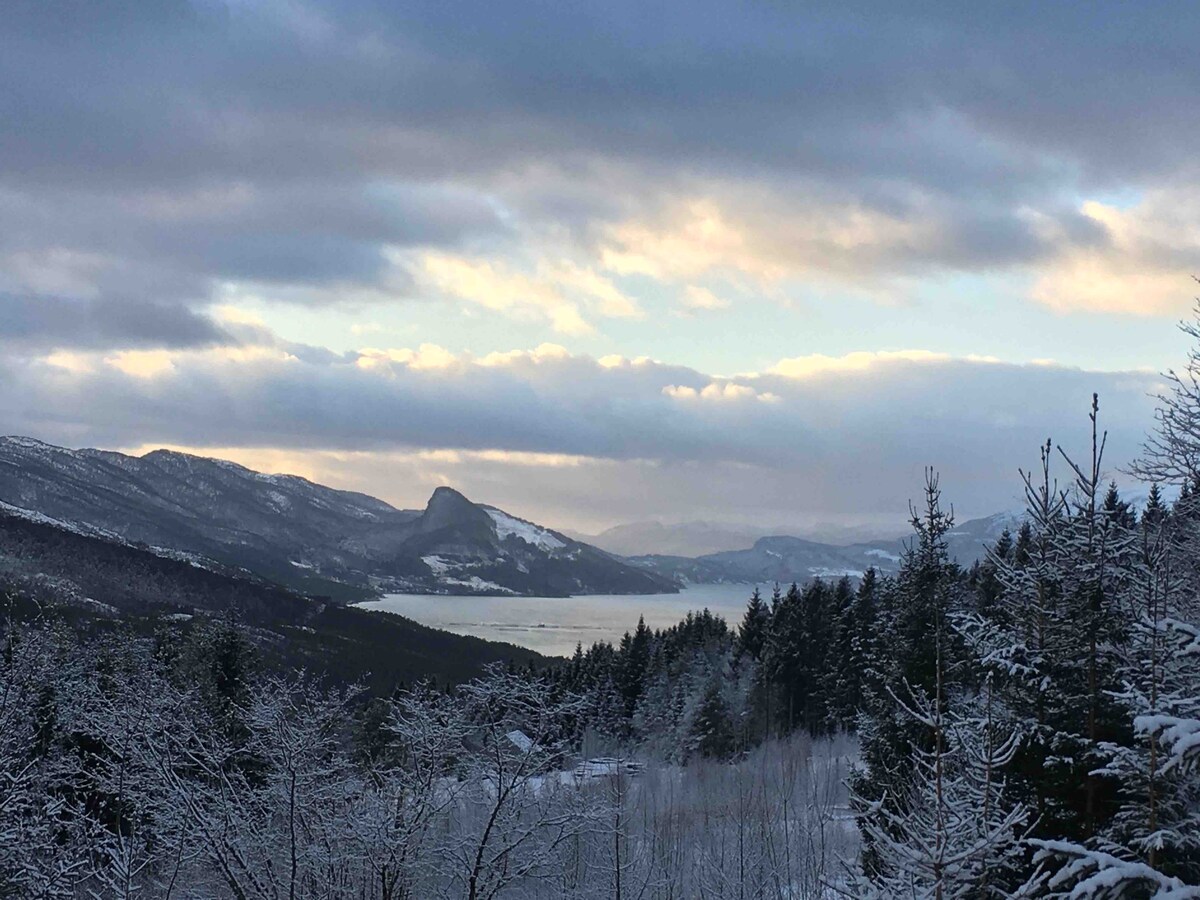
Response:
[[2, 0, 1197, 529], [680, 286, 731, 313], [5, 0, 1200, 349], [1031, 195, 1200, 315], [355, 343, 459, 371], [662, 382, 771, 403], [419, 252, 642, 335], [1, 340, 1162, 528], [771, 350, 959, 378], [0, 293, 236, 352]]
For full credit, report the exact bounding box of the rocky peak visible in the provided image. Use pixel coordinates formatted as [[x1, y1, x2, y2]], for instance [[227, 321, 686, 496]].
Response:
[[417, 486, 493, 534]]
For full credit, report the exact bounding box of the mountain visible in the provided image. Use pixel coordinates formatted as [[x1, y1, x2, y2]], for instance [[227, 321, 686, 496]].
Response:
[[0, 505, 547, 690], [627, 510, 1023, 586], [570, 521, 783, 558], [570, 519, 906, 558], [0, 436, 675, 598]]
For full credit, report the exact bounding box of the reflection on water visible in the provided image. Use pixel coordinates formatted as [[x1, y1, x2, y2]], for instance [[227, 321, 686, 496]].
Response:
[[354, 583, 757, 657]]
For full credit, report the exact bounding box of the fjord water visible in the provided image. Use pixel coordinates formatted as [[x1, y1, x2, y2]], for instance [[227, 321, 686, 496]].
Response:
[[356, 583, 755, 657]]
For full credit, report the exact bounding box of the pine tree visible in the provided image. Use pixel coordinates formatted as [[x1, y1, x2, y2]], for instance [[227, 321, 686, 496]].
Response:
[[826, 575, 859, 731], [736, 587, 771, 661], [800, 579, 832, 733], [846, 567, 881, 730], [854, 470, 970, 873], [688, 677, 735, 761], [962, 401, 1138, 846], [847, 681, 1030, 899], [618, 616, 652, 717]]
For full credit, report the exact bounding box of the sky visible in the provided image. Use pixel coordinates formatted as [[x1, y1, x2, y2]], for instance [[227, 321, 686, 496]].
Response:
[[2, 0, 1199, 534]]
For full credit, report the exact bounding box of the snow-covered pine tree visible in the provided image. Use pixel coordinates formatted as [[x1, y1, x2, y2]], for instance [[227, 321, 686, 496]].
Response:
[[688, 675, 736, 761], [1096, 510, 1200, 884], [966, 399, 1137, 846], [855, 471, 964, 809], [843, 664, 1029, 897]]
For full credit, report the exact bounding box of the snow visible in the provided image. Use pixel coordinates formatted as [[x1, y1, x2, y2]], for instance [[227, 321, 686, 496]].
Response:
[[419, 556, 518, 593], [1, 435, 58, 450], [422, 555, 451, 575], [445, 576, 516, 594], [0, 500, 122, 542], [486, 508, 566, 552], [506, 729, 534, 752], [865, 548, 901, 562], [808, 567, 865, 579]]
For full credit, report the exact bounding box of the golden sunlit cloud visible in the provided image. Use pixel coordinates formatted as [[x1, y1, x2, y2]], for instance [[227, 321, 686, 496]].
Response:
[[662, 382, 773, 402], [1031, 196, 1200, 316], [680, 285, 732, 312], [477, 343, 571, 367], [42, 350, 94, 374], [420, 252, 641, 335], [356, 344, 459, 371], [105, 349, 176, 379], [769, 350, 1002, 379], [600, 195, 926, 289]]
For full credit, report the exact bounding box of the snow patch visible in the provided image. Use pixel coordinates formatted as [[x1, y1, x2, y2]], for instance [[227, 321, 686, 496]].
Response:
[[808, 567, 865, 579], [422, 555, 451, 575], [445, 575, 517, 594], [486, 508, 566, 552], [865, 548, 901, 562]]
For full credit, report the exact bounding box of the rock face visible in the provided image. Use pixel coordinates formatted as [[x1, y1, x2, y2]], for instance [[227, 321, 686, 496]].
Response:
[[0, 436, 677, 597]]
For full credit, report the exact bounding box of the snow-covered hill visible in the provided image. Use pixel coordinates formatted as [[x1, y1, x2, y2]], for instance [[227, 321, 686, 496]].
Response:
[[0, 436, 675, 597]]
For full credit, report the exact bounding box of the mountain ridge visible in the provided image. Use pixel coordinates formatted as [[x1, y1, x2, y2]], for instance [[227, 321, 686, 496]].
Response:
[[0, 436, 675, 598]]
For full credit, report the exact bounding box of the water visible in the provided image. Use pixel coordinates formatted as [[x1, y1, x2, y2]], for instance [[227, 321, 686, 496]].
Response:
[[354, 583, 758, 657]]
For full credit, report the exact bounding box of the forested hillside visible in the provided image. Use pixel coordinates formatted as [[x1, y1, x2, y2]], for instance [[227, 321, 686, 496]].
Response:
[[0, 510, 544, 693]]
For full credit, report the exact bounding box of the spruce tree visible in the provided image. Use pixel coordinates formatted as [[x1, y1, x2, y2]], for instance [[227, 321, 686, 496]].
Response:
[[736, 587, 770, 661], [688, 677, 735, 761], [854, 470, 967, 863]]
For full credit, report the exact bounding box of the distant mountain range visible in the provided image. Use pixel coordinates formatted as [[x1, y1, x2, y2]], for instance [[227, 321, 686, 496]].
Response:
[[0, 436, 675, 598], [6, 434, 1145, 598], [624, 510, 1021, 585], [567, 519, 903, 558]]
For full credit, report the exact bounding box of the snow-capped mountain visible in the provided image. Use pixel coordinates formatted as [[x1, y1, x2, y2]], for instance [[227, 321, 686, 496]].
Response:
[[627, 509, 1024, 586], [0, 436, 675, 597]]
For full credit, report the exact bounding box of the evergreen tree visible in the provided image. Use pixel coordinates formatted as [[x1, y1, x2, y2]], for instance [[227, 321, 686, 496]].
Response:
[[618, 616, 652, 717], [736, 587, 770, 661], [846, 567, 881, 730], [800, 579, 832, 733], [964, 399, 1137, 847], [688, 677, 735, 761], [826, 575, 859, 731], [854, 470, 968, 868]]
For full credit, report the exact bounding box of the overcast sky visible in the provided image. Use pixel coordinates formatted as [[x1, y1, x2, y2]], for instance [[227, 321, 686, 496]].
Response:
[[2, 1, 1197, 532]]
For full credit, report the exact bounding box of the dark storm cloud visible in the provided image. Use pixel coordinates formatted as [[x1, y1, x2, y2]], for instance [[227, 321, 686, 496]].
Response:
[[8, 1, 1198, 185], [0, 294, 232, 350], [2, 0, 1198, 347]]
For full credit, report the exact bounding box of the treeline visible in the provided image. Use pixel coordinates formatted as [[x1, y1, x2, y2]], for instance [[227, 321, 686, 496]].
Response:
[[553, 576, 874, 760], [557, 458, 1200, 894], [552, 357, 1200, 895], [0, 612, 862, 898]]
